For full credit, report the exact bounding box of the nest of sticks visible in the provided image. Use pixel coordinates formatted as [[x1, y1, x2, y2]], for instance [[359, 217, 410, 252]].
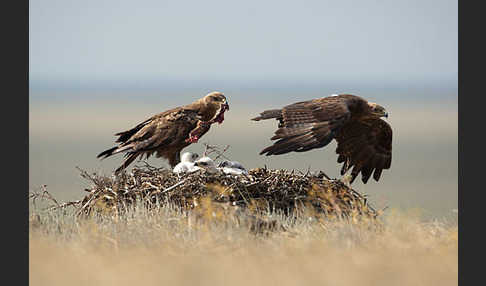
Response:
[[30, 145, 385, 233], [76, 163, 382, 220]]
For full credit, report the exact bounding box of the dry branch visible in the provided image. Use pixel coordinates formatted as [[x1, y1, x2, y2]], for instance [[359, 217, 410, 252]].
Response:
[[66, 162, 382, 223]]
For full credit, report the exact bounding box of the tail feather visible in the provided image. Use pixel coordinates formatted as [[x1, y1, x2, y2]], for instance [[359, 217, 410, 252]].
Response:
[[114, 153, 140, 175], [97, 145, 133, 159], [97, 146, 118, 159], [252, 109, 282, 121]]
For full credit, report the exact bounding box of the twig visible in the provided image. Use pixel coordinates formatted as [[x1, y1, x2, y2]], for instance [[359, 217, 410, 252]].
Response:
[[213, 145, 231, 161], [76, 166, 101, 185], [202, 143, 231, 161], [29, 185, 61, 209], [202, 143, 215, 157], [76, 194, 97, 217], [45, 200, 82, 211], [149, 179, 188, 196], [318, 170, 332, 180], [41, 185, 60, 207], [304, 166, 311, 177], [135, 160, 165, 172]]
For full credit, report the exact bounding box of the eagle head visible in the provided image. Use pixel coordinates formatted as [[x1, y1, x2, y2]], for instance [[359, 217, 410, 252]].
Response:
[[202, 91, 230, 124], [367, 102, 389, 118]]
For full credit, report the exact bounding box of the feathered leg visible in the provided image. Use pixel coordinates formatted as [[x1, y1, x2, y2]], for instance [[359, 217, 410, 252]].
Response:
[[167, 151, 182, 168]]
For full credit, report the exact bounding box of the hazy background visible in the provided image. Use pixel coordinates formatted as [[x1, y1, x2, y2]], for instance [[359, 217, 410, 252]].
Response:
[[29, 0, 457, 219]]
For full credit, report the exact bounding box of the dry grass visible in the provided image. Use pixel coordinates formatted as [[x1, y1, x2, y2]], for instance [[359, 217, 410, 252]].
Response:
[[29, 164, 457, 286], [29, 204, 457, 286]]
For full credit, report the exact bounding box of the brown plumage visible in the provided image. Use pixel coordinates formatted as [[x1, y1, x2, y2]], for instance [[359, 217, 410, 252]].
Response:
[[97, 91, 229, 175], [252, 94, 392, 184]]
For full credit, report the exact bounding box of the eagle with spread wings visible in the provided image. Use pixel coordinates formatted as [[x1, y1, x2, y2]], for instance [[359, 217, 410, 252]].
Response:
[[97, 91, 229, 175], [252, 94, 392, 184]]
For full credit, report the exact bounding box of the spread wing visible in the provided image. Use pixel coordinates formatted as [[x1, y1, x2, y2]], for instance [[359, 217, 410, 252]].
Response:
[[253, 96, 360, 155], [97, 107, 203, 173], [335, 118, 392, 184]]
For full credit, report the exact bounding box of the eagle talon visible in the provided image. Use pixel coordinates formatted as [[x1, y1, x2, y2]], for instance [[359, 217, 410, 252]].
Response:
[[185, 135, 199, 143], [186, 121, 209, 143]]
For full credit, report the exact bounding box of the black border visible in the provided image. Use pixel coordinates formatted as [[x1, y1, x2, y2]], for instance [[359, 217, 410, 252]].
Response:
[[4, 0, 29, 285], [459, 1, 480, 285]]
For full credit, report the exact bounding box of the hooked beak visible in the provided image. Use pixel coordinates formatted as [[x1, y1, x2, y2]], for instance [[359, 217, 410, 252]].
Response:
[[222, 99, 229, 111], [208, 98, 229, 125]]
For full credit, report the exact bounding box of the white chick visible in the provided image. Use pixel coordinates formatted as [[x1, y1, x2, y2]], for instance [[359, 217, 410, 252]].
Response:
[[217, 160, 248, 175], [193, 156, 218, 174], [172, 152, 200, 173]]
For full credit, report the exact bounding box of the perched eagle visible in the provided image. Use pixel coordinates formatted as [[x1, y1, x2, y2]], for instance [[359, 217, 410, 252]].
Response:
[[252, 94, 392, 184], [97, 91, 229, 175]]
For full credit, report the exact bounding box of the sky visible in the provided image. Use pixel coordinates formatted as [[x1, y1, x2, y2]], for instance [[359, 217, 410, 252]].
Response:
[[29, 0, 457, 86]]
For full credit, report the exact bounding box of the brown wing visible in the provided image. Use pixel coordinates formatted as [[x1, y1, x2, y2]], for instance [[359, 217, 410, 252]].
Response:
[[97, 107, 204, 173], [335, 118, 392, 184], [255, 95, 366, 156], [120, 110, 198, 152]]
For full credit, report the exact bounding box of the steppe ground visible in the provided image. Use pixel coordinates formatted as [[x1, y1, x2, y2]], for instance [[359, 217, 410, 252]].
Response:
[[29, 201, 457, 286]]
